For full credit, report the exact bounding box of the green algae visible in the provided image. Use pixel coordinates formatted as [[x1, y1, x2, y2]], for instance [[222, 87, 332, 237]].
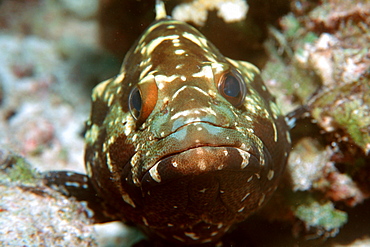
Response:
[[0, 150, 38, 185], [289, 192, 348, 237], [295, 200, 347, 232], [310, 78, 370, 154]]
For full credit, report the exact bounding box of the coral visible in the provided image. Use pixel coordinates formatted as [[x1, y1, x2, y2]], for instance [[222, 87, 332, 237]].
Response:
[[294, 200, 347, 237], [172, 0, 249, 26], [0, 149, 98, 246], [262, 0, 370, 242]]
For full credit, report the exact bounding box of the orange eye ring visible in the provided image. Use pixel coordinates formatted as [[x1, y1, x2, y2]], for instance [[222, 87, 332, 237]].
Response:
[[128, 77, 158, 126]]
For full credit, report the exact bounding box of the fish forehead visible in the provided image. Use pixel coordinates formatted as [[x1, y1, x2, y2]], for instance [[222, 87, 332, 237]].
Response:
[[134, 19, 225, 70], [123, 19, 229, 92]]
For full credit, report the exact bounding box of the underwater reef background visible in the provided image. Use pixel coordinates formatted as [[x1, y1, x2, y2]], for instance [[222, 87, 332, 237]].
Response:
[[0, 0, 369, 246]]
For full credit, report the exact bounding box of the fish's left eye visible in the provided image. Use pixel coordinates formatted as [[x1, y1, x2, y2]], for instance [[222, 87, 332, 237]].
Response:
[[128, 77, 158, 126], [218, 70, 246, 107], [129, 87, 142, 120]]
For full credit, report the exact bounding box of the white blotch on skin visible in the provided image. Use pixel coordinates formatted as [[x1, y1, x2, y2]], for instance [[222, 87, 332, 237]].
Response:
[[182, 32, 203, 47], [139, 64, 153, 80], [198, 188, 207, 193], [244, 115, 253, 122], [201, 238, 213, 243], [198, 158, 206, 171], [173, 235, 185, 242], [155, 74, 178, 83], [238, 150, 251, 169], [146, 34, 180, 54], [142, 217, 149, 226], [172, 161, 178, 167], [192, 65, 213, 79], [149, 163, 161, 182], [286, 130, 292, 144], [272, 122, 278, 142], [158, 82, 165, 90], [106, 152, 114, 173], [184, 232, 199, 240], [175, 49, 186, 55], [132, 134, 138, 142], [267, 169, 274, 180], [122, 193, 136, 208], [259, 155, 265, 166], [107, 94, 114, 106], [258, 193, 266, 206], [65, 182, 81, 188], [241, 192, 250, 202]]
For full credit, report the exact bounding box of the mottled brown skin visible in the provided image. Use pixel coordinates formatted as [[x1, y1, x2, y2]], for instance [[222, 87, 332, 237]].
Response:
[[83, 13, 291, 245]]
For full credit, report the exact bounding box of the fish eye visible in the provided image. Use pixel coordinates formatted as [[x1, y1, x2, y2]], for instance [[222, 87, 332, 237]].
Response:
[[218, 70, 246, 107], [129, 87, 142, 120], [127, 78, 158, 126]]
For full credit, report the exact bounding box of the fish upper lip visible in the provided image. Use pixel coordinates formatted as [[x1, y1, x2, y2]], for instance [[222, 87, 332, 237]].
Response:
[[164, 121, 243, 148], [174, 121, 231, 133], [157, 121, 233, 141], [139, 121, 261, 173]]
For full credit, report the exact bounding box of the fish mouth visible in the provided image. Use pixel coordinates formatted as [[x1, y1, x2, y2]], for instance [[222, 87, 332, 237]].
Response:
[[139, 144, 267, 221], [142, 145, 260, 183], [139, 121, 264, 187], [136, 122, 271, 225], [142, 121, 260, 162]]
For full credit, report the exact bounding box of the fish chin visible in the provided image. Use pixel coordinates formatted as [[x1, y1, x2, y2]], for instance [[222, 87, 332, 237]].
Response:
[[142, 146, 262, 207]]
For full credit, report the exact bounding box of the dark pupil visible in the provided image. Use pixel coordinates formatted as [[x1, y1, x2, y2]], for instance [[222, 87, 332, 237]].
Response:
[[223, 75, 240, 97], [131, 89, 142, 111]]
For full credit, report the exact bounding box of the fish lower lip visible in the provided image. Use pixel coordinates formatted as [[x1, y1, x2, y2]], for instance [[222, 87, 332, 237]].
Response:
[[141, 146, 260, 187], [151, 144, 234, 168]]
